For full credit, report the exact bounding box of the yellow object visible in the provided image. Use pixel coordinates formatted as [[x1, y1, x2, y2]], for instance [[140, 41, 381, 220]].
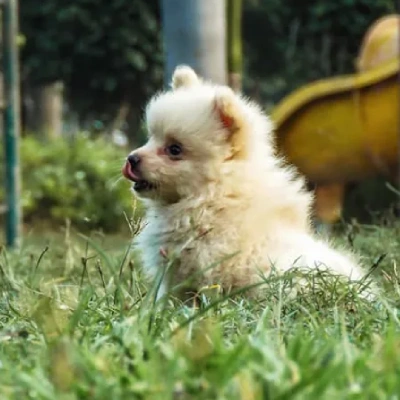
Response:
[[313, 184, 346, 224], [271, 15, 400, 223], [357, 15, 400, 72], [272, 59, 399, 183]]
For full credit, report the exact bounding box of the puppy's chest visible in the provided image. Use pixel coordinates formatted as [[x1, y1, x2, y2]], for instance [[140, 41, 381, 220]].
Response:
[[140, 213, 220, 265]]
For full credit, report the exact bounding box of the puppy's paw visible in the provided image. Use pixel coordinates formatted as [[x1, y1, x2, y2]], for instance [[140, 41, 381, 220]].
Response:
[[171, 65, 200, 89]]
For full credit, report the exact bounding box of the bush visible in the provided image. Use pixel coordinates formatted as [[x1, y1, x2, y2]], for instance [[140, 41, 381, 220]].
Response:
[[0, 133, 140, 232]]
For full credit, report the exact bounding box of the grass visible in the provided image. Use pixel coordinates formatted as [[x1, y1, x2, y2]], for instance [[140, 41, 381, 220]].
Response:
[[0, 220, 399, 399]]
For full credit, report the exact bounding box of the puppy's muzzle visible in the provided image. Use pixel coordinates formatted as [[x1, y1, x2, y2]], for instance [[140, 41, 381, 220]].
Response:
[[122, 153, 142, 181], [122, 152, 156, 192]]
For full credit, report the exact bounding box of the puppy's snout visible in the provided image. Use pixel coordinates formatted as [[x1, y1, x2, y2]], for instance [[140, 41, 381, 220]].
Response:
[[128, 153, 141, 170], [122, 152, 143, 181]]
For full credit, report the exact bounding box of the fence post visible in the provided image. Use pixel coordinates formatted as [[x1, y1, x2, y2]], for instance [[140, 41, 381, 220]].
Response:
[[2, 0, 21, 248]]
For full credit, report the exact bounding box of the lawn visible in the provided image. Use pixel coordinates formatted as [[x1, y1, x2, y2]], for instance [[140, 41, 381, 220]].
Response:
[[0, 220, 399, 399]]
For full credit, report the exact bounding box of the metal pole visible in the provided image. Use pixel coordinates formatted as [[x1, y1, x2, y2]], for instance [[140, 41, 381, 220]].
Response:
[[2, 0, 21, 247]]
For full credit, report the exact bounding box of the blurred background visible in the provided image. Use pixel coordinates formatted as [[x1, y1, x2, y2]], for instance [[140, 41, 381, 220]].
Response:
[[0, 0, 398, 238]]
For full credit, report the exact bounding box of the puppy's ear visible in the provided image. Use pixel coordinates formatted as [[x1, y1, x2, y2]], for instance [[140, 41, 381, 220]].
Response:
[[213, 87, 248, 159], [171, 65, 200, 90]]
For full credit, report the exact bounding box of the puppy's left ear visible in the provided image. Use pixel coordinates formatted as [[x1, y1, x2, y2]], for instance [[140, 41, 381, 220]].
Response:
[[214, 87, 249, 159]]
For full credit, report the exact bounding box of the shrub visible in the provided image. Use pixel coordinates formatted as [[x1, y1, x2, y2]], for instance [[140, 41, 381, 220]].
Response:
[[0, 133, 140, 232]]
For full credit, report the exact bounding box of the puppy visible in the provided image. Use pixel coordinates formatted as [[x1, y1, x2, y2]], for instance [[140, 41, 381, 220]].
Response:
[[122, 65, 370, 300]]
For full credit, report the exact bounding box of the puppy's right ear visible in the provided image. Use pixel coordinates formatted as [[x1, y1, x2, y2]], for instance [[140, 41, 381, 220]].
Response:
[[171, 65, 200, 90]]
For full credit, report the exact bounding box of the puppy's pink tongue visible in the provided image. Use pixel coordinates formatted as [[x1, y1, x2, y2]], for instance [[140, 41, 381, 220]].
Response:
[[122, 162, 139, 181]]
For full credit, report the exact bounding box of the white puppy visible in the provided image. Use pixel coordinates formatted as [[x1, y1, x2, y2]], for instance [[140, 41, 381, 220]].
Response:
[[122, 65, 369, 300]]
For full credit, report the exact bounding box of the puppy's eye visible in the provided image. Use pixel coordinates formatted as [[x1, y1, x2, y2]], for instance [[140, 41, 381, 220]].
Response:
[[166, 143, 183, 158]]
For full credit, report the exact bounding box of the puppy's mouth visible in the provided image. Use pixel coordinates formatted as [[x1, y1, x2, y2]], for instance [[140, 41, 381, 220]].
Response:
[[133, 180, 156, 192], [122, 162, 156, 192]]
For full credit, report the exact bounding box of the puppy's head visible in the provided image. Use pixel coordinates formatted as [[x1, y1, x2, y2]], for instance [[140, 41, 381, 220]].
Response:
[[122, 65, 272, 203]]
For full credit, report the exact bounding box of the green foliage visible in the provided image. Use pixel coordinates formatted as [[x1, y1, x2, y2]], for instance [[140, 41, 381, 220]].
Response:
[[20, 0, 395, 121], [20, 0, 163, 124], [0, 134, 138, 231], [243, 0, 395, 105]]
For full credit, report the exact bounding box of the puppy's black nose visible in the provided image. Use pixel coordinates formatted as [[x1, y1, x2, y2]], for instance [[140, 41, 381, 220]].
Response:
[[128, 153, 141, 169]]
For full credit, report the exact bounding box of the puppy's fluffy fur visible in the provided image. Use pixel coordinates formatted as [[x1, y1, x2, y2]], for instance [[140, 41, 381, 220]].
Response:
[[123, 65, 368, 299]]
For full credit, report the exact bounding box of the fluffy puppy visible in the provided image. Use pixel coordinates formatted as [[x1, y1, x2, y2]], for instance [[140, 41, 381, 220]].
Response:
[[122, 65, 369, 300]]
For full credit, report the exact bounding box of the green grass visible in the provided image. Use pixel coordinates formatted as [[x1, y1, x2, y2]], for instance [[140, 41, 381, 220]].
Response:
[[0, 220, 399, 399]]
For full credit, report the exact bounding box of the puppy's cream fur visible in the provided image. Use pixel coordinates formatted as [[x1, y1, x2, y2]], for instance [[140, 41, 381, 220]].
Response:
[[126, 65, 369, 299]]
